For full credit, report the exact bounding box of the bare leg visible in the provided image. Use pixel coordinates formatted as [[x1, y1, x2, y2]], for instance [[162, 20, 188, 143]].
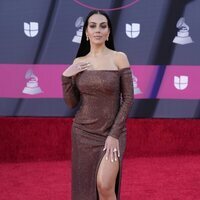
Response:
[[97, 154, 119, 200]]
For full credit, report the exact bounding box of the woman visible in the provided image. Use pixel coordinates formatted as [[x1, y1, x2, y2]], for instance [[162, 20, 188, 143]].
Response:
[[62, 10, 133, 200]]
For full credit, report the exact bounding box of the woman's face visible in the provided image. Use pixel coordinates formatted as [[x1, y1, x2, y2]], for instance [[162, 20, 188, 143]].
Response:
[[86, 14, 110, 45]]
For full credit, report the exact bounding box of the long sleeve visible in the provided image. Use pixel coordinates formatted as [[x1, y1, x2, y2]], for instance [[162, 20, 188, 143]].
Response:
[[61, 75, 80, 108], [108, 68, 134, 139]]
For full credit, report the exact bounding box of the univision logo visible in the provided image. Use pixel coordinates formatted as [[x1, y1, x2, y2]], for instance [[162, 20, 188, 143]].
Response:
[[24, 22, 39, 37], [174, 75, 189, 90], [73, 0, 139, 11], [126, 23, 140, 38]]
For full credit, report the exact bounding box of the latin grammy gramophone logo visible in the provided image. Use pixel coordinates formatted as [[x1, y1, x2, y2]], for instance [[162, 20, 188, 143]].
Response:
[[72, 17, 84, 44], [22, 69, 43, 95], [73, 0, 139, 11], [173, 17, 193, 45], [132, 75, 142, 95]]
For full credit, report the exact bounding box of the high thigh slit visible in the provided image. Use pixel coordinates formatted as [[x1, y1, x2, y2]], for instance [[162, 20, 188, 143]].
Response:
[[96, 148, 123, 200], [62, 68, 133, 200], [72, 126, 126, 200], [95, 148, 107, 199]]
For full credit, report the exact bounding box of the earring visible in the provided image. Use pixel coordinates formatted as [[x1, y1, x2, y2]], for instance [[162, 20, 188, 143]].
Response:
[[86, 36, 89, 41], [106, 36, 109, 41]]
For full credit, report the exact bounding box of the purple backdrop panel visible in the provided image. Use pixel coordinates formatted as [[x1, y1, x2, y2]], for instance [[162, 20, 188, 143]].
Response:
[[0, 65, 199, 100], [0, 64, 66, 98], [157, 66, 200, 99], [132, 65, 159, 99]]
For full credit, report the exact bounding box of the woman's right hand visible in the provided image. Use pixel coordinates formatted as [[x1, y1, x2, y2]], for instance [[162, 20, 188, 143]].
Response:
[[62, 62, 89, 77]]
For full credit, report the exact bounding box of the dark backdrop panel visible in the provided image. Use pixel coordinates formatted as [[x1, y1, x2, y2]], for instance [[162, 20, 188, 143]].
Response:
[[0, 99, 199, 118], [0, 0, 199, 118], [0, 0, 199, 65]]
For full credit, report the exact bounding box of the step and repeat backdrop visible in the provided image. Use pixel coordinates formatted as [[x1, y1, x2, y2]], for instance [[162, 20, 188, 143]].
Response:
[[0, 0, 199, 118]]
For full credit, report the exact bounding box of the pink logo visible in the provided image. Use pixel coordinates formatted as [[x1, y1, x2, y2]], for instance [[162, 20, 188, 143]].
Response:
[[73, 0, 139, 11]]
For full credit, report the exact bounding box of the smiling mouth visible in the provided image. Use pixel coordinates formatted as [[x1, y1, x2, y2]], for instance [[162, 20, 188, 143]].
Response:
[[94, 36, 102, 39]]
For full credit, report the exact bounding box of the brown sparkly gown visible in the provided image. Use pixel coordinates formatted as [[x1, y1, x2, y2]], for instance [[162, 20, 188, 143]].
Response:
[[62, 67, 133, 200]]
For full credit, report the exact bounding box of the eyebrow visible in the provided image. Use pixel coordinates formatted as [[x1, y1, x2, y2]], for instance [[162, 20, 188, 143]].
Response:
[[88, 22, 108, 24]]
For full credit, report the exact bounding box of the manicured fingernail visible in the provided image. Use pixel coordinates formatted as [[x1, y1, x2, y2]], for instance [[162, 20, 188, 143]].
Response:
[[111, 159, 114, 162], [106, 157, 108, 160], [115, 158, 117, 161], [103, 147, 106, 151]]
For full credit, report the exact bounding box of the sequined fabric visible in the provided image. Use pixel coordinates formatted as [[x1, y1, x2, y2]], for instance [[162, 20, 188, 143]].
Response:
[[62, 68, 133, 200]]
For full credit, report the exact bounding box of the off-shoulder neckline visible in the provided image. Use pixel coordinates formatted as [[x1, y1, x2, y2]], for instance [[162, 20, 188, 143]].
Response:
[[62, 67, 131, 78], [84, 67, 130, 72]]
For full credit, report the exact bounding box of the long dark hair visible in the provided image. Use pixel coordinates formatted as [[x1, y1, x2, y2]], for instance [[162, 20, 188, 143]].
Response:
[[76, 10, 115, 58]]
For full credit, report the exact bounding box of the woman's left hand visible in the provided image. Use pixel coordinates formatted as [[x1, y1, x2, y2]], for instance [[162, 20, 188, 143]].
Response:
[[103, 136, 120, 162]]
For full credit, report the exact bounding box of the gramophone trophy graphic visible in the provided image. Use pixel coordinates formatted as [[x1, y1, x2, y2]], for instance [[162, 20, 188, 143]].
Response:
[[72, 17, 84, 43], [132, 75, 142, 95], [22, 69, 43, 95], [173, 17, 193, 45]]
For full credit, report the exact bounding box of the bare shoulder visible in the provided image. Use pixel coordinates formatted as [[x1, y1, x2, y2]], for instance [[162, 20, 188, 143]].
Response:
[[73, 56, 86, 64], [113, 51, 130, 70]]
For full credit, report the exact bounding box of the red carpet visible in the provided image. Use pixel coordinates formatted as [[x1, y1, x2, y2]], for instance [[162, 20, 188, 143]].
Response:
[[0, 117, 200, 199], [1, 156, 200, 200], [0, 118, 200, 162]]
